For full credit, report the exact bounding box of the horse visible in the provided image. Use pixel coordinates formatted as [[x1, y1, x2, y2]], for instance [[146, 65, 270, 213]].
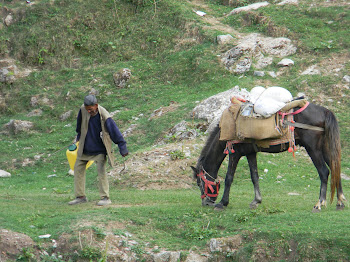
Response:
[[191, 102, 346, 212]]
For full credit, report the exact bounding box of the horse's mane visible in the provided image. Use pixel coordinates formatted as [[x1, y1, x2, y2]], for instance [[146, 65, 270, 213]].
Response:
[[197, 124, 220, 168]]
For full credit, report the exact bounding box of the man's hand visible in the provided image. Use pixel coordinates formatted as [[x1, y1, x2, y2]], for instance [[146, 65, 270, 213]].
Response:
[[122, 153, 129, 157]]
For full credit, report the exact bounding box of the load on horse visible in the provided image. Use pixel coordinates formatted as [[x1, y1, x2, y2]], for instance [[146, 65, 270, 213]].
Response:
[[191, 86, 346, 212]]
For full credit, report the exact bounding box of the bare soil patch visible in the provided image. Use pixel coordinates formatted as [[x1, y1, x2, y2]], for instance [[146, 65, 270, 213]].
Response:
[[109, 139, 204, 190]]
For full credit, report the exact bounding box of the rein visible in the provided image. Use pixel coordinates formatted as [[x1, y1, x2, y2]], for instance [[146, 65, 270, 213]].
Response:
[[197, 169, 220, 199]]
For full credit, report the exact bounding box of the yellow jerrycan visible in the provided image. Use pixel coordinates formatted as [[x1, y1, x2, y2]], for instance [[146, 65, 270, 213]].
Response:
[[66, 141, 94, 170]]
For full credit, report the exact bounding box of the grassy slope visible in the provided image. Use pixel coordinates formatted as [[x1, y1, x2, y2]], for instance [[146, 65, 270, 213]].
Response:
[[0, 0, 349, 260]]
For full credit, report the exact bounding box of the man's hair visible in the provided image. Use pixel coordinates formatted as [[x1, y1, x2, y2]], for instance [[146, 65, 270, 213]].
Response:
[[84, 95, 98, 106]]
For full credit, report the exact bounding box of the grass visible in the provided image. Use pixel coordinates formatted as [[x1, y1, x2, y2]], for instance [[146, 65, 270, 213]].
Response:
[[1, 152, 350, 260], [0, 0, 350, 260]]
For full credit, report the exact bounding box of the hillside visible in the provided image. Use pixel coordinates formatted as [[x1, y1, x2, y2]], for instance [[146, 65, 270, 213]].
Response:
[[0, 0, 350, 261]]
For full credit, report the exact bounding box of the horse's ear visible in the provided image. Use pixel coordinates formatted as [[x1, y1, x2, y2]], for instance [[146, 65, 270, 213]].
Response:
[[190, 166, 198, 174], [191, 166, 198, 179]]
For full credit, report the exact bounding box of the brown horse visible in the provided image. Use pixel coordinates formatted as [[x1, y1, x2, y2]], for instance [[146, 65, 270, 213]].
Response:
[[191, 102, 346, 212]]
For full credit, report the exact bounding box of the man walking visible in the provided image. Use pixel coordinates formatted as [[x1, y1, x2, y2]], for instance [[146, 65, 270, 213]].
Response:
[[69, 95, 128, 206]]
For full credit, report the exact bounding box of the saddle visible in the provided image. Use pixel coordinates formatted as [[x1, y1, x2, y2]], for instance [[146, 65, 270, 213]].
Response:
[[219, 98, 308, 143]]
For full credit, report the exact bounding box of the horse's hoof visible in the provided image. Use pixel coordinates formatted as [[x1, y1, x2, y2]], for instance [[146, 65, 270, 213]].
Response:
[[249, 202, 261, 209], [336, 203, 345, 211], [250, 204, 258, 209], [214, 203, 224, 211], [202, 199, 215, 207], [312, 206, 321, 213]]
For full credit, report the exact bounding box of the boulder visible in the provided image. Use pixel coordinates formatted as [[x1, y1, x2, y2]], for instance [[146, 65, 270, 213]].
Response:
[[0, 170, 11, 177], [221, 34, 296, 74], [153, 251, 181, 262], [4, 120, 34, 134], [113, 68, 132, 88], [217, 34, 234, 45], [4, 14, 14, 26], [277, 0, 298, 5], [228, 2, 269, 15], [277, 58, 294, 67], [209, 235, 242, 253], [192, 86, 249, 133]]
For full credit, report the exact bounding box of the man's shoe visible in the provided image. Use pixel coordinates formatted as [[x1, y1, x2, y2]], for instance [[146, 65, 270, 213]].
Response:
[[97, 197, 111, 206], [68, 197, 87, 205]]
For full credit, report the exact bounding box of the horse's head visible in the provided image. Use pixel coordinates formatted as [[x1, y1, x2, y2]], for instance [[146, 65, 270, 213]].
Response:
[[191, 166, 220, 206]]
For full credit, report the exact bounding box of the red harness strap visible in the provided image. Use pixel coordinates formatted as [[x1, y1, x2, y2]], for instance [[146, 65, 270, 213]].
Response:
[[278, 101, 310, 122], [197, 170, 220, 199]]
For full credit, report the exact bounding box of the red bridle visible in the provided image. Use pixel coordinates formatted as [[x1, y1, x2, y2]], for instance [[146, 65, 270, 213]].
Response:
[[197, 170, 220, 199]]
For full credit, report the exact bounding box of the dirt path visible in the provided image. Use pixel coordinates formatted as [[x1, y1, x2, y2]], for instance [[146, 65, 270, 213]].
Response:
[[189, 0, 244, 38]]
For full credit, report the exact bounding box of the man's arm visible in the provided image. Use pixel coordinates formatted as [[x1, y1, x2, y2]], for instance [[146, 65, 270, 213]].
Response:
[[105, 118, 128, 156]]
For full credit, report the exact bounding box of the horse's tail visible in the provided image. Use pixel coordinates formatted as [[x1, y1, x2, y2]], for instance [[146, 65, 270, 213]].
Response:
[[324, 110, 341, 203]]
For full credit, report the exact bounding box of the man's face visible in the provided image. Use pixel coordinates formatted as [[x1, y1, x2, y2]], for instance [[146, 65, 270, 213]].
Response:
[[85, 104, 98, 116]]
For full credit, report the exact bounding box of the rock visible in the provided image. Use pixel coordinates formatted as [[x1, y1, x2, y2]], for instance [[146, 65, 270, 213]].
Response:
[[221, 47, 252, 74], [166, 120, 200, 141], [153, 251, 181, 262], [27, 109, 43, 117], [256, 36, 296, 57], [0, 59, 32, 83], [209, 235, 242, 253], [113, 68, 131, 88], [342, 75, 350, 83], [122, 124, 137, 137], [185, 252, 208, 262], [254, 71, 265, 77], [4, 120, 34, 134], [277, 58, 294, 67], [221, 34, 296, 74], [228, 2, 269, 15], [60, 110, 72, 121], [0, 68, 15, 83], [217, 34, 234, 45], [192, 86, 249, 133], [267, 71, 277, 78], [255, 56, 273, 69], [277, 0, 298, 5], [4, 14, 14, 26], [301, 65, 321, 75], [30, 96, 39, 107], [0, 170, 11, 177]]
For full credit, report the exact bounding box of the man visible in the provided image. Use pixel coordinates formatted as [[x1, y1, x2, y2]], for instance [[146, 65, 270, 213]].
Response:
[[68, 95, 128, 206]]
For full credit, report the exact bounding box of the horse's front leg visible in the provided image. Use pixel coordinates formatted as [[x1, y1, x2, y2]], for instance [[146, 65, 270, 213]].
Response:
[[246, 153, 262, 209], [215, 153, 241, 210]]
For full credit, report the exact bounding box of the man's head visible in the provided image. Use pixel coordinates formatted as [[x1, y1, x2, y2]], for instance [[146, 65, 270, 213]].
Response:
[[84, 95, 98, 116]]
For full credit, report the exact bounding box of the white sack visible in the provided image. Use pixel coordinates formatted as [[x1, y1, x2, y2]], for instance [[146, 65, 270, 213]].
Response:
[[259, 86, 293, 103], [250, 86, 266, 103], [254, 97, 286, 117]]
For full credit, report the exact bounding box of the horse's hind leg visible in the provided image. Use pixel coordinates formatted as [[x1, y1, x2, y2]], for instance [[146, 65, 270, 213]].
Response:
[[306, 148, 329, 212], [246, 153, 262, 209], [215, 153, 241, 210], [336, 180, 346, 210], [323, 152, 346, 210]]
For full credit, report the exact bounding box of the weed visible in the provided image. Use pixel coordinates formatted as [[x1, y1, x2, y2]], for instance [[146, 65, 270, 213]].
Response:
[[79, 246, 102, 260], [16, 248, 36, 261], [92, 227, 107, 240], [184, 221, 218, 240], [170, 149, 186, 160]]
